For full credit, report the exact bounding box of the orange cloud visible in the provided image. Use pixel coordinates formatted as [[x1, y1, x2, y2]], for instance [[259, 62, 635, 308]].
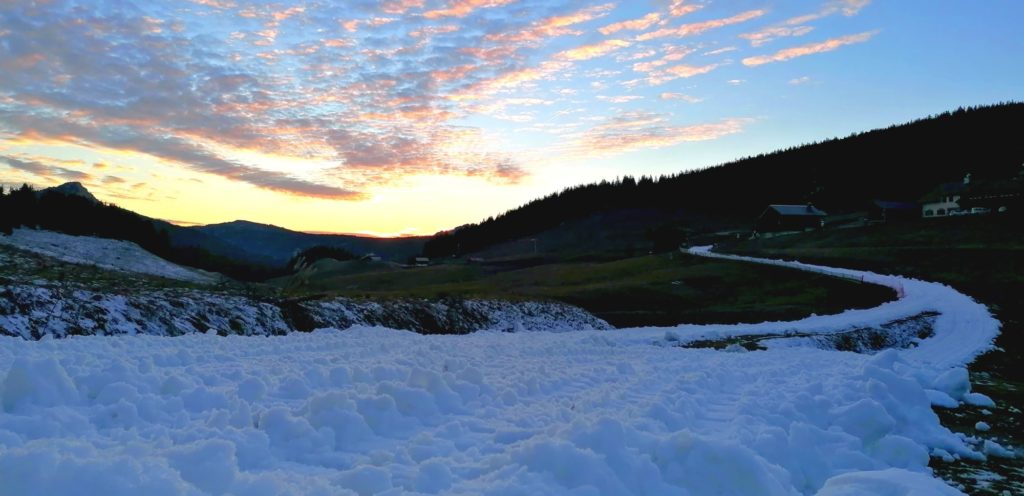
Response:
[[452, 61, 570, 100], [599, 13, 661, 35], [636, 9, 765, 41], [342, 17, 396, 33], [189, 0, 235, 8], [424, 0, 517, 19], [571, 113, 750, 157], [629, 46, 708, 84], [555, 39, 631, 61], [381, 0, 425, 15], [668, 1, 703, 17], [661, 63, 717, 78], [487, 3, 613, 43], [742, 30, 878, 66]]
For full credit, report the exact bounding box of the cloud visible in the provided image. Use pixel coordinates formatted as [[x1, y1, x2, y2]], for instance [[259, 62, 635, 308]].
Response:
[[0, 155, 92, 182], [597, 95, 643, 103], [424, 0, 517, 19], [743, 0, 871, 46], [789, 76, 812, 85], [703, 46, 737, 56], [381, 0, 426, 15], [570, 112, 750, 156], [636, 9, 765, 41], [660, 92, 702, 103], [189, 0, 236, 9], [599, 13, 661, 35], [667, 1, 703, 18], [2, 0, 851, 203], [0, 0, 547, 196], [555, 39, 631, 61], [742, 31, 878, 66], [486, 3, 614, 43], [740, 26, 815, 47]]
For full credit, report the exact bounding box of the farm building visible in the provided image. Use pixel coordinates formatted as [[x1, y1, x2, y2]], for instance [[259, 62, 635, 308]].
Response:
[[754, 204, 827, 234]]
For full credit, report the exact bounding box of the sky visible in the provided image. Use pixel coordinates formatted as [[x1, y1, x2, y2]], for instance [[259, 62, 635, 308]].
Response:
[[1, 1, 1021, 236]]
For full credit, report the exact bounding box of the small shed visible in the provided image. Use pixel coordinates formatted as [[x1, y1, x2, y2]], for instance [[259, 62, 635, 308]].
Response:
[[754, 204, 827, 234]]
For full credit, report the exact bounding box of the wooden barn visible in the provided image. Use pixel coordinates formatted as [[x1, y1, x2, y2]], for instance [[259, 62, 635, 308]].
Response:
[[754, 204, 827, 234]]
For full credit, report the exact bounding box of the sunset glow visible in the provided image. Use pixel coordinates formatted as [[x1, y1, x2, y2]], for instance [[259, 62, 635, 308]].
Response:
[[1, 0, 1021, 235]]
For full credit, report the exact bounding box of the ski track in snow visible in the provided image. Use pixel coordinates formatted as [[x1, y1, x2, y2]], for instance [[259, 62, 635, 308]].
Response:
[[0, 244, 1011, 495]]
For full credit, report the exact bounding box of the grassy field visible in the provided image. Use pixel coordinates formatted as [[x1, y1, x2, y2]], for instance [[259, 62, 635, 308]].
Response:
[[273, 251, 894, 328], [720, 213, 1024, 495]]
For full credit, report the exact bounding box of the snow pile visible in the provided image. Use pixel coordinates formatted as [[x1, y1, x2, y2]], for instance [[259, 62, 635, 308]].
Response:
[[0, 284, 291, 339], [0, 284, 608, 339], [296, 298, 611, 334], [0, 329, 987, 494], [0, 229, 218, 284]]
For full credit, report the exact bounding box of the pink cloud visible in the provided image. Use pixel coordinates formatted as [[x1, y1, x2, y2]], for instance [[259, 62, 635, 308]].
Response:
[[424, 0, 517, 19], [599, 13, 661, 35], [555, 39, 631, 61], [636, 9, 765, 41], [742, 30, 878, 66], [570, 112, 751, 156]]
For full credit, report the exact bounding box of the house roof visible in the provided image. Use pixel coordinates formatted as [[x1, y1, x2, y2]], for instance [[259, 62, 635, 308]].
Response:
[[920, 182, 967, 203], [767, 204, 827, 217], [872, 199, 918, 210]]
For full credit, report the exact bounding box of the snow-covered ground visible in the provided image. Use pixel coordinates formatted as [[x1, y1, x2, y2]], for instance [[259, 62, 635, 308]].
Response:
[[0, 246, 1014, 494], [0, 229, 218, 284]]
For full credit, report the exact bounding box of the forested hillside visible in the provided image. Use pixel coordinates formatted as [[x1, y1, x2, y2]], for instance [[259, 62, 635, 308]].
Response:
[[425, 103, 1024, 258]]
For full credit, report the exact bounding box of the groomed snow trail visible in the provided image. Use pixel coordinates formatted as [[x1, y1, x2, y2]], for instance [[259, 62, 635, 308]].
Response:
[[0, 247, 1009, 495], [680, 246, 1001, 369]]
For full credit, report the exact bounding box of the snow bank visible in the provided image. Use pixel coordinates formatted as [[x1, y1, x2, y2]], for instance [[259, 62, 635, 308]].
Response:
[[296, 297, 611, 334], [0, 284, 608, 339], [0, 284, 291, 339], [0, 243, 1009, 494], [0, 229, 217, 284]]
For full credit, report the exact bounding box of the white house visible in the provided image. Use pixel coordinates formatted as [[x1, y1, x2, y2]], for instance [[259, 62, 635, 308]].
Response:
[[921, 174, 970, 218]]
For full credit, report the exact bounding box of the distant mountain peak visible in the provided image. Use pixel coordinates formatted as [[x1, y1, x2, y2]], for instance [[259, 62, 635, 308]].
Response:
[[43, 182, 99, 203]]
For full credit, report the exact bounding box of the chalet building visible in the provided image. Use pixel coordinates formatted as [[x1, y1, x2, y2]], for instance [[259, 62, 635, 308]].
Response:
[[868, 200, 919, 223], [920, 174, 969, 217], [754, 204, 827, 235]]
